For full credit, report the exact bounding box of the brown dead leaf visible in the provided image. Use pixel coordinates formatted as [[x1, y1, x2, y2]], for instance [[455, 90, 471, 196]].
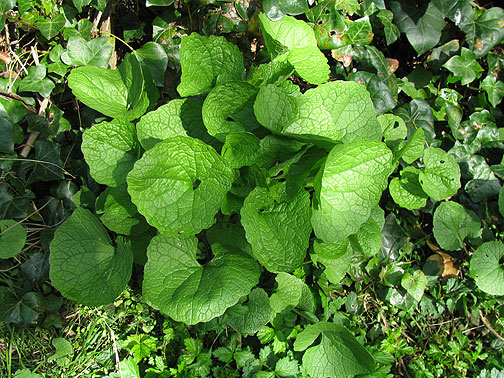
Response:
[[425, 240, 459, 276], [387, 58, 399, 73], [0, 51, 11, 65]]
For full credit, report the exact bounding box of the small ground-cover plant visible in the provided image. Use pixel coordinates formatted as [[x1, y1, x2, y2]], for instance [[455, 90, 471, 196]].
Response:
[[1, 0, 504, 377]]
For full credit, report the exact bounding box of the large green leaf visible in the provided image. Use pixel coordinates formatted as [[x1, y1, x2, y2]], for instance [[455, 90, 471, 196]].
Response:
[[419, 147, 461, 200], [81, 119, 139, 187], [49, 208, 133, 306], [127, 136, 234, 236], [470, 241, 504, 296], [259, 13, 329, 85], [433, 201, 480, 251], [226, 288, 272, 335], [143, 235, 260, 324], [67, 55, 148, 120], [311, 239, 352, 284], [136, 98, 210, 150], [240, 187, 311, 273], [202, 81, 260, 141], [269, 272, 315, 314], [0, 220, 27, 259], [311, 140, 393, 243], [389, 167, 428, 210], [294, 322, 375, 377], [389, 1, 445, 55], [95, 185, 150, 236], [443, 48, 483, 85], [134, 42, 168, 87], [254, 81, 382, 144], [177, 33, 244, 97], [222, 132, 261, 169]]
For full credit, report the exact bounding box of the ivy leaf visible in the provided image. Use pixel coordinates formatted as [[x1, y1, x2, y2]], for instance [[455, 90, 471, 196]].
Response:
[[254, 81, 382, 144], [72, 0, 92, 12], [177, 33, 244, 97], [377, 9, 400, 45], [0, 184, 30, 219], [0, 220, 27, 259], [401, 270, 428, 302], [460, 7, 504, 58], [18, 140, 64, 184], [395, 99, 435, 145], [62, 36, 113, 68], [470, 241, 504, 296], [18, 65, 55, 98], [259, 13, 329, 85], [389, 167, 428, 210], [67, 57, 149, 120], [311, 140, 393, 243], [226, 288, 272, 335], [481, 75, 504, 108], [81, 119, 139, 187], [443, 48, 483, 85], [389, 1, 445, 55], [127, 136, 234, 236], [419, 147, 461, 200], [240, 187, 311, 273], [262, 0, 309, 21], [35, 13, 65, 40], [143, 235, 260, 324], [433, 201, 481, 251], [49, 207, 133, 306], [125, 334, 157, 363], [202, 81, 260, 141], [294, 322, 375, 377]]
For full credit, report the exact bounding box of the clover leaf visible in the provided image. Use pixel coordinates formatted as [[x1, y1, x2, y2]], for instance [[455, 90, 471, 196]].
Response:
[[49, 207, 133, 306], [127, 136, 234, 236], [142, 235, 260, 324]]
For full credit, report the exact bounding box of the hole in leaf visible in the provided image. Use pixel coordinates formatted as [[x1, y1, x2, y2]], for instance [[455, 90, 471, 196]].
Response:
[[317, 20, 324, 26], [193, 179, 201, 190], [226, 116, 234, 122], [392, 121, 398, 129], [324, 9, 330, 14], [330, 30, 337, 37], [499, 256, 504, 267], [277, 178, 286, 183], [440, 160, 445, 164], [259, 208, 265, 213]]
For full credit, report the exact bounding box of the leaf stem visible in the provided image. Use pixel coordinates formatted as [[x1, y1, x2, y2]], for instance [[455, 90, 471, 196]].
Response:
[[99, 30, 135, 52]]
